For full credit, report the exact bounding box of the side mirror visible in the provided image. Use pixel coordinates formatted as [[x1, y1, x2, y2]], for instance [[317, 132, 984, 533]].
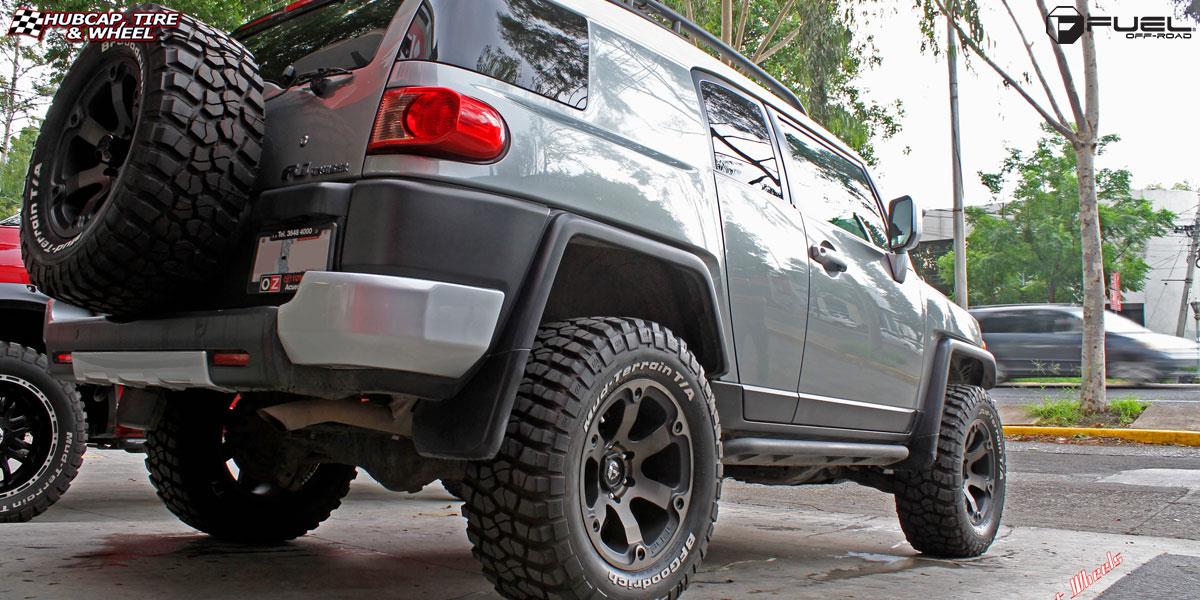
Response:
[[887, 195, 921, 253]]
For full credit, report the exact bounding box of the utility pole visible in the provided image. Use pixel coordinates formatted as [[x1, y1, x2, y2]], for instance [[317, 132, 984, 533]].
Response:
[[1176, 193, 1200, 337], [947, 8, 968, 308]]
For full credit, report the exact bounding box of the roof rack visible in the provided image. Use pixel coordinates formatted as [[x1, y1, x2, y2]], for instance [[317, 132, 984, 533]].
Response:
[[607, 0, 807, 115]]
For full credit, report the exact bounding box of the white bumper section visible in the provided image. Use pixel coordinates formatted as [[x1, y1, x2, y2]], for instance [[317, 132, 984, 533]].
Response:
[[275, 271, 504, 378], [61, 272, 505, 388]]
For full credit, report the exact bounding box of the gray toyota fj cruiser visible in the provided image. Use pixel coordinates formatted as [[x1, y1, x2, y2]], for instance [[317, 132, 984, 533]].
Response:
[[22, 1, 1004, 598]]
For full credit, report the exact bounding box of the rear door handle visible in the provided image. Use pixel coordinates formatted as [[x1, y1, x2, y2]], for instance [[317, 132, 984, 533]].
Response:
[[810, 242, 848, 274]]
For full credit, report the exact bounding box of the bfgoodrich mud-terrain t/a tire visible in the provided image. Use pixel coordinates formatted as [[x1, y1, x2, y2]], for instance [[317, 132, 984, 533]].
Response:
[[894, 384, 1006, 557], [145, 391, 356, 543], [464, 318, 722, 600], [0, 343, 86, 523], [21, 5, 263, 316]]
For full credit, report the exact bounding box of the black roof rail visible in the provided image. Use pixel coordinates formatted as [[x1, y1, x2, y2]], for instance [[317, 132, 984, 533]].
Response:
[[606, 0, 807, 115]]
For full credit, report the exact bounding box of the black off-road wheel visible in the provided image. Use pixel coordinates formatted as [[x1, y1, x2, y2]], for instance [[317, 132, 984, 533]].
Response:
[[0, 343, 87, 523], [463, 318, 722, 600], [894, 384, 1006, 557], [145, 390, 356, 543], [21, 5, 264, 316]]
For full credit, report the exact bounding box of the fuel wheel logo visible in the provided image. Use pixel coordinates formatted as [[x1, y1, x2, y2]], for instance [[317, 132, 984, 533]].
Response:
[[1046, 6, 1085, 44]]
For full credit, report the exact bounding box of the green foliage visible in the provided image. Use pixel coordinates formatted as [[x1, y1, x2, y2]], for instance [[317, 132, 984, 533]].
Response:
[[661, 0, 902, 164], [1026, 397, 1147, 426], [938, 127, 1176, 305], [1109, 397, 1149, 426], [0, 124, 37, 218], [1027, 398, 1084, 427], [913, 0, 985, 56]]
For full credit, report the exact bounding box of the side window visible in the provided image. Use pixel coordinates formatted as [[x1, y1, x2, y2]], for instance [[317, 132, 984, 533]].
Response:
[[1018, 311, 1058, 334], [776, 119, 886, 247], [976, 313, 1005, 333], [1050, 312, 1082, 333], [402, 0, 590, 109], [699, 81, 782, 198]]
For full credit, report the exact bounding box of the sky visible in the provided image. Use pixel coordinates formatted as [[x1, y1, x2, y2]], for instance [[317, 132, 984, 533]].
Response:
[[854, 0, 1199, 210]]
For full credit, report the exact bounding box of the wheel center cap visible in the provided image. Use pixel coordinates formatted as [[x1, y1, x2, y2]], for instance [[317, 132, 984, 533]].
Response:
[[97, 134, 115, 163], [602, 454, 626, 491]]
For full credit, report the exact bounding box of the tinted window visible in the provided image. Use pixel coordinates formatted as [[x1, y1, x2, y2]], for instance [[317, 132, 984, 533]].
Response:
[[975, 313, 1010, 333], [237, 0, 405, 85], [777, 119, 886, 247], [1049, 312, 1082, 333], [699, 81, 781, 198], [0, 214, 17, 226], [407, 0, 590, 109]]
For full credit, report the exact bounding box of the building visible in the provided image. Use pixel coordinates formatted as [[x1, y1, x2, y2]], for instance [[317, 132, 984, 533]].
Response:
[[917, 189, 1200, 338], [1122, 189, 1200, 339]]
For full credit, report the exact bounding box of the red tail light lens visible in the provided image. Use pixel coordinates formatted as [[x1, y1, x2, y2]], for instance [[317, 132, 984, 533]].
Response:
[[211, 351, 251, 367], [368, 87, 507, 162]]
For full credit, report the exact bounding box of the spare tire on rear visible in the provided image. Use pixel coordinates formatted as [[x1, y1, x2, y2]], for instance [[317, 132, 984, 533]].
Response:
[[21, 5, 264, 316]]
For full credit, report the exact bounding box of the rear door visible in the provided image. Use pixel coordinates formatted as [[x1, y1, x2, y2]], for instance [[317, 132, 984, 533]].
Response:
[[233, 0, 415, 190], [696, 77, 811, 424], [1007, 310, 1082, 376], [773, 115, 924, 433]]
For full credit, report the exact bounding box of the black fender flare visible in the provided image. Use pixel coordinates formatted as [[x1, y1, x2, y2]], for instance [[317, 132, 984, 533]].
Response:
[[0, 282, 48, 312], [414, 212, 730, 460], [898, 336, 997, 470]]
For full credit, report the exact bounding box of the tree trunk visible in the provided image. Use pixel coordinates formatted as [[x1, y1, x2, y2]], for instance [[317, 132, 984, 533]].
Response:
[[0, 42, 18, 164], [720, 0, 733, 44], [1075, 139, 1106, 412]]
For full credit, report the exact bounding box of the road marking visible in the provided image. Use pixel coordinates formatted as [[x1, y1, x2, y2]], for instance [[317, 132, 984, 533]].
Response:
[[1099, 468, 1200, 490]]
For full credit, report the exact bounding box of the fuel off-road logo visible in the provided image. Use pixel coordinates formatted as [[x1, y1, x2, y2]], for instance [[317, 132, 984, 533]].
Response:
[[6, 6, 179, 42], [1046, 6, 1194, 44]]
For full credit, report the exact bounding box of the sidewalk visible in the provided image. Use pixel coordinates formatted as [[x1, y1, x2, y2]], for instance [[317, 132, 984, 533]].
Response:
[[999, 401, 1200, 445]]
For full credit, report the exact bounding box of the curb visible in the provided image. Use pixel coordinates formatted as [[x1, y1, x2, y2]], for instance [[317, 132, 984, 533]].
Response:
[[998, 382, 1200, 389], [1003, 425, 1200, 446]]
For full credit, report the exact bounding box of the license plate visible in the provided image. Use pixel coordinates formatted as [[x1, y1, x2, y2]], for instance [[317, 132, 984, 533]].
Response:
[[248, 224, 335, 294]]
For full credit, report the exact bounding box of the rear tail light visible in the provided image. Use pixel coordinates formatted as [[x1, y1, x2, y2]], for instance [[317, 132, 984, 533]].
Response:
[[368, 87, 507, 162], [54, 352, 73, 364]]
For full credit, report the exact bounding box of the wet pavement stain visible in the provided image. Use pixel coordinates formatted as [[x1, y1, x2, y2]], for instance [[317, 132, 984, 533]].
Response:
[[809, 552, 921, 582], [66, 534, 320, 569]]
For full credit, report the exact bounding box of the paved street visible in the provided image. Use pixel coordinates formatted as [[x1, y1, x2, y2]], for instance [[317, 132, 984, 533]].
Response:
[[992, 384, 1200, 405], [2, 441, 1199, 599]]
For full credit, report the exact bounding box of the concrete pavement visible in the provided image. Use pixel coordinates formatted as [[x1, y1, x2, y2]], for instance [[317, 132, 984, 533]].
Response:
[[2, 442, 1199, 599], [991, 384, 1200, 405]]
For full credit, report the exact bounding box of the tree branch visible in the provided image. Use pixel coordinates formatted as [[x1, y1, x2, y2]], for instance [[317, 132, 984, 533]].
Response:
[[1001, 0, 1068, 125], [754, 26, 800, 64], [752, 0, 798, 62], [1035, 0, 1087, 132], [721, 0, 733, 44], [934, 0, 1076, 141], [734, 0, 750, 48]]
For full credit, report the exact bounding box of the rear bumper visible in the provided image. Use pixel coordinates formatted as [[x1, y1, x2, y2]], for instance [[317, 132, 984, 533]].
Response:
[[47, 271, 504, 398]]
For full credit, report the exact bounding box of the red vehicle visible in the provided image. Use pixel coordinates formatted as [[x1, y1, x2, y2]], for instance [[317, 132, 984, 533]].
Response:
[[0, 216, 29, 284], [0, 214, 137, 522]]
